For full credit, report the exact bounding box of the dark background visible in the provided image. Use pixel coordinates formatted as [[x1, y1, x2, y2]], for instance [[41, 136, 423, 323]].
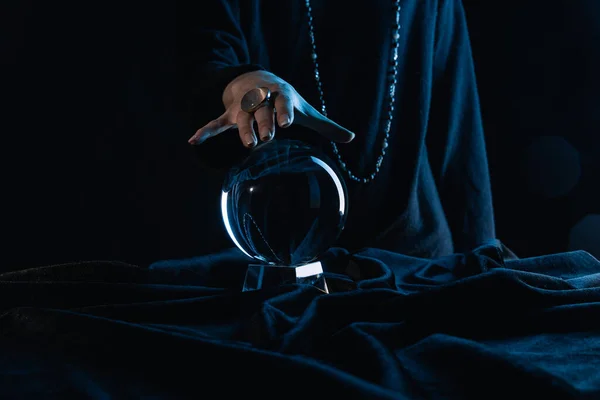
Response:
[[1, 0, 599, 272]]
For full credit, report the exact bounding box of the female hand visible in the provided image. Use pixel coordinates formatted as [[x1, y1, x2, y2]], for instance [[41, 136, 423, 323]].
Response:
[[188, 70, 355, 147]]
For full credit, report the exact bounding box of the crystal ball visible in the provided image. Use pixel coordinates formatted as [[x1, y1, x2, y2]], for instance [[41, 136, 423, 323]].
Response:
[[221, 139, 349, 266]]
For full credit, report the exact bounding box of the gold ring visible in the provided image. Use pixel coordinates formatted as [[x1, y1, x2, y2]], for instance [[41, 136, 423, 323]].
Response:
[[240, 87, 271, 113]]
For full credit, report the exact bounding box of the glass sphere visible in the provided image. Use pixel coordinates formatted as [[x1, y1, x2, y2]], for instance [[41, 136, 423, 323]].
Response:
[[221, 139, 348, 266]]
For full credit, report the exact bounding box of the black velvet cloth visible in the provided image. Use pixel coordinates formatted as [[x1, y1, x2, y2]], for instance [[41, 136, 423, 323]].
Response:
[[187, 0, 496, 259], [0, 242, 598, 398]]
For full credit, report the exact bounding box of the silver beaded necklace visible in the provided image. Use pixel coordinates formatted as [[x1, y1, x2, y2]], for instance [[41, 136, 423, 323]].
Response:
[[304, 0, 402, 183]]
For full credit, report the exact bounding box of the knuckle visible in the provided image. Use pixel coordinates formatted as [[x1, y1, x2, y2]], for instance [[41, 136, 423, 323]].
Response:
[[238, 125, 252, 136], [239, 131, 252, 140], [276, 92, 294, 107], [272, 82, 292, 96], [257, 119, 272, 130], [272, 81, 287, 91]]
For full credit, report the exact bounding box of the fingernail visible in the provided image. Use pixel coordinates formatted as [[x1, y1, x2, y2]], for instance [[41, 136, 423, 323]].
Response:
[[260, 130, 273, 142], [188, 136, 202, 145], [246, 137, 256, 148], [279, 115, 291, 127]]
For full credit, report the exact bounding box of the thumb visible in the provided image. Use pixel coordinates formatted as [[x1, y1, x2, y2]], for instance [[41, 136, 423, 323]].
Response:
[[188, 112, 234, 145]]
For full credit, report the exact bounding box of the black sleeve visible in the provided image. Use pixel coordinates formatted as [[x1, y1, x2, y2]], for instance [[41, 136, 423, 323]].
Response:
[[179, 0, 265, 172], [425, 0, 497, 252]]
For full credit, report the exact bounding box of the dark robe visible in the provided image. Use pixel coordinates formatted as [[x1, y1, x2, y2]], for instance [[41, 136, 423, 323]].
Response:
[[186, 0, 496, 258]]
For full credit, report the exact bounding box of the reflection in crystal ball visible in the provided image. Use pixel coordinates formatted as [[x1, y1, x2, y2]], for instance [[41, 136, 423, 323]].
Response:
[[221, 139, 348, 266]]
